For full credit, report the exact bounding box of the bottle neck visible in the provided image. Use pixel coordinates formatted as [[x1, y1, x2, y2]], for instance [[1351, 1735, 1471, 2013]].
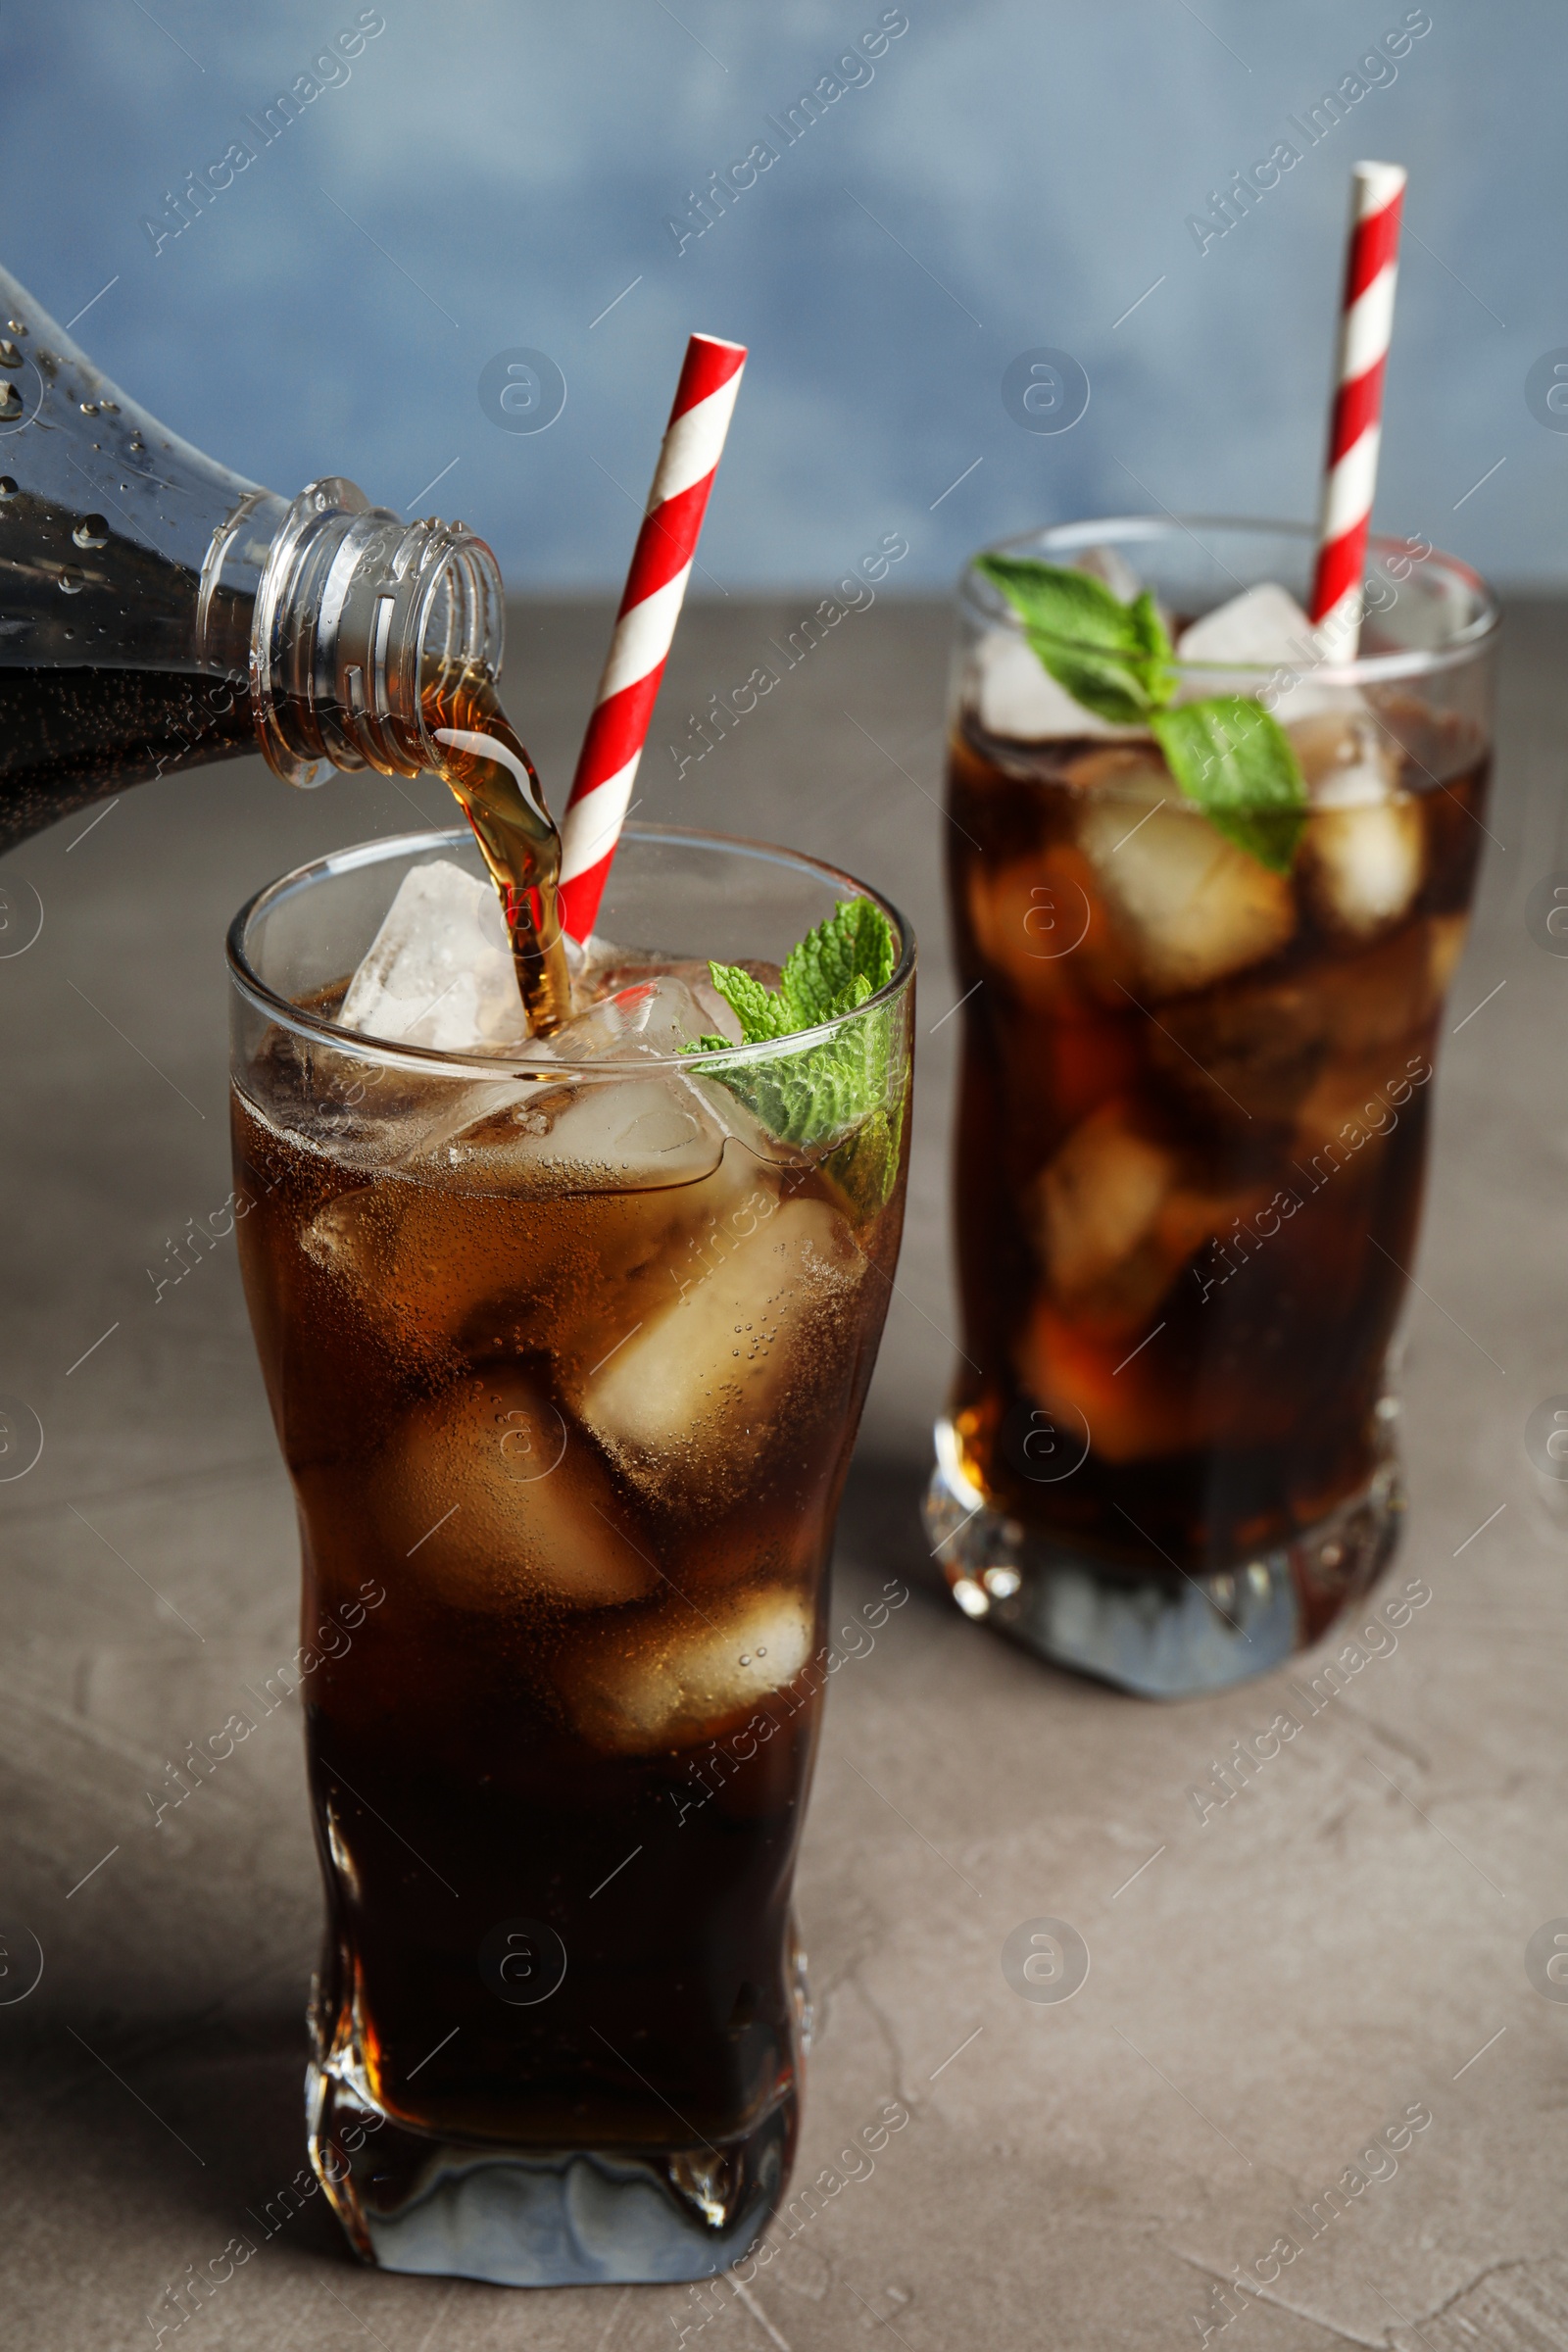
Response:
[[230, 479, 505, 788], [0, 260, 509, 834]]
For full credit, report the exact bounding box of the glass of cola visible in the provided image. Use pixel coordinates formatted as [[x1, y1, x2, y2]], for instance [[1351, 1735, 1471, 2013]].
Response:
[[925, 516, 1496, 1696], [228, 823, 914, 2284]]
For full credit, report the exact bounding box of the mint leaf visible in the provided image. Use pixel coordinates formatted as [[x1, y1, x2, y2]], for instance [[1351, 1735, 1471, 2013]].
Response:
[[1150, 698, 1307, 874], [1126, 589, 1172, 668], [704, 899, 896, 1044], [684, 900, 906, 1213], [699, 961, 795, 1043], [975, 553, 1174, 726], [781, 893, 895, 1021], [976, 555, 1309, 873], [820, 1101, 906, 1225]]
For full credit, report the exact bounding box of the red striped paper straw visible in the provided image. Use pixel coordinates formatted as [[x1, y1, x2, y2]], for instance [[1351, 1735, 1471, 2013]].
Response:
[[1307, 160, 1407, 662], [557, 332, 748, 941]]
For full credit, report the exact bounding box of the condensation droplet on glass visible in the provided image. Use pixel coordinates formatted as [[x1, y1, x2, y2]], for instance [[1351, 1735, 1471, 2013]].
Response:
[[79, 400, 99, 416], [0, 385, 23, 420], [57, 568, 82, 596], [5, 318, 24, 334], [73, 515, 108, 551], [0, 478, 17, 498], [0, 340, 20, 369], [739, 1653, 752, 1667]]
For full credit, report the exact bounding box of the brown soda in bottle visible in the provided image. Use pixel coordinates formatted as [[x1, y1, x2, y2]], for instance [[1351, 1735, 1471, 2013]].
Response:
[[0, 255, 564, 1033]]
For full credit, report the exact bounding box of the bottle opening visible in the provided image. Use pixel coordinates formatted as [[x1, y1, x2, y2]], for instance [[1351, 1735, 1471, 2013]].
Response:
[[249, 478, 505, 787]]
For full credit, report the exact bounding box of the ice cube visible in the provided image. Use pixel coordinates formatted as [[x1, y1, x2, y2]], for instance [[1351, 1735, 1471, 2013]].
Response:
[[1014, 1300, 1191, 1464], [1015, 1193, 1278, 1459], [416, 974, 775, 1196], [960, 751, 1180, 1009], [1292, 921, 1452, 1148], [976, 631, 1146, 743], [1027, 1103, 1272, 1336], [1144, 972, 1329, 1128], [1018, 1214, 1301, 1462], [374, 1368, 658, 1613], [1034, 1102, 1176, 1303], [1110, 698, 1424, 948], [1287, 710, 1402, 808], [1075, 542, 1147, 605], [302, 1182, 386, 1285], [1061, 745, 1171, 803], [301, 1172, 568, 1365], [1286, 715, 1423, 945], [1077, 798, 1296, 999], [1302, 802, 1425, 938], [964, 848, 1103, 1014], [1176, 582, 1317, 669], [575, 1196, 864, 1503], [1176, 583, 1361, 725], [304, 1103, 784, 1394], [338, 859, 530, 1054], [451, 1072, 734, 1194], [561, 1585, 814, 1753], [531, 972, 740, 1064]]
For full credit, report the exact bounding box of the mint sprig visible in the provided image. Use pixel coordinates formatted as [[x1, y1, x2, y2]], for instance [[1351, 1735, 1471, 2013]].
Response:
[[976, 555, 1174, 725], [1149, 700, 1308, 873], [685, 898, 906, 1215], [975, 553, 1307, 873]]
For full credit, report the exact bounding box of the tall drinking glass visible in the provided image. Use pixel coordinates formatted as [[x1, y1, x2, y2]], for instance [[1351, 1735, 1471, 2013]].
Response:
[[228, 825, 913, 2284], [924, 517, 1495, 1696]]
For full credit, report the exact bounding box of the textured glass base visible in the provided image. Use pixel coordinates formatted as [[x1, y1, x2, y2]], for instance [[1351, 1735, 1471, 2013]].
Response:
[[923, 1419, 1404, 1698], [307, 2067, 794, 2286]]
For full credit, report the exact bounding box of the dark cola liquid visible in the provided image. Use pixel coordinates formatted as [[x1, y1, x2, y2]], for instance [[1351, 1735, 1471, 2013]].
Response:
[[0, 665, 258, 848], [945, 696, 1489, 1601], [232, 1052, 905, 2161]]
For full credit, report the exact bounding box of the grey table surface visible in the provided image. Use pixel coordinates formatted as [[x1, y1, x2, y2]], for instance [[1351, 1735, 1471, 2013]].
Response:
[[3, 596, 1566, 2352]]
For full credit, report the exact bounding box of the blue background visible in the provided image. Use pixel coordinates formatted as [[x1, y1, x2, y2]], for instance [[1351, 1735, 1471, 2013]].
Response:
[[2, 1, 1560, 591]]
